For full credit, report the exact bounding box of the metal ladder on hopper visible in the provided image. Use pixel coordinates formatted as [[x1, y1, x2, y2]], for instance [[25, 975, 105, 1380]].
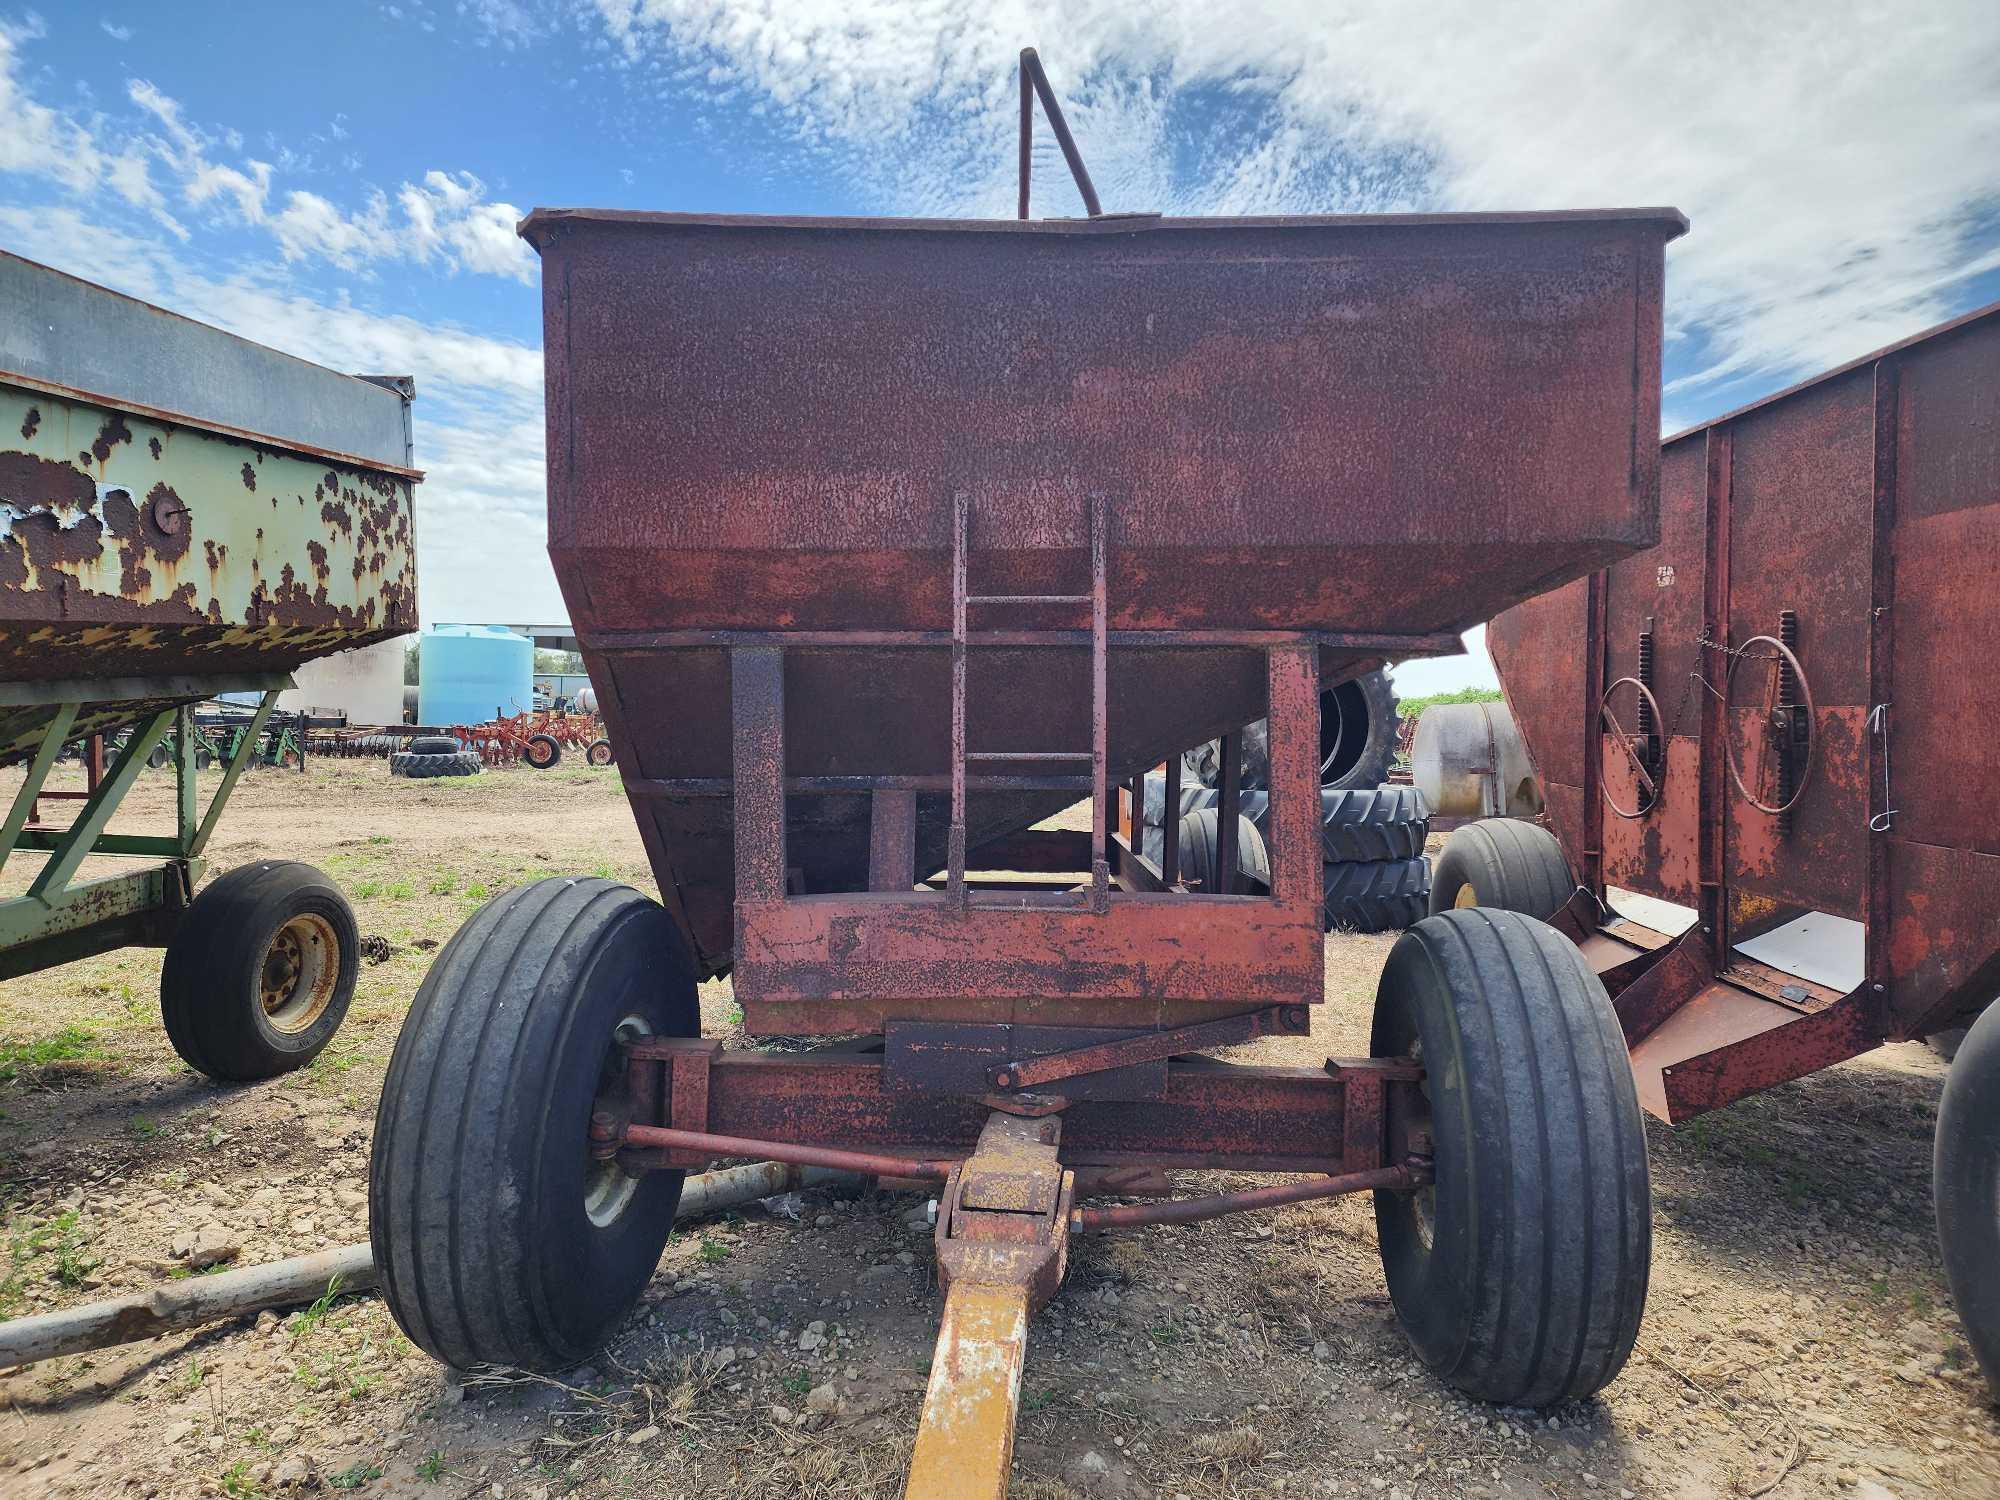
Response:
[[947, 490, 1111, 910]]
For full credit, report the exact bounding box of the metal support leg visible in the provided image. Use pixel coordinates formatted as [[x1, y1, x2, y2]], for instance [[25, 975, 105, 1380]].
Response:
[[0, 704, 78, 882], [26, 709, 174, 902], [190, 691, 279, 857]]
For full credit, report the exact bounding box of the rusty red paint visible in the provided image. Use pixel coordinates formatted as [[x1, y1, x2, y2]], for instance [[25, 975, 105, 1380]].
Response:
[[1493, 298, 2000, 1114], [526, 205, 1679, 978], [610, 1045, 1423, 1177]]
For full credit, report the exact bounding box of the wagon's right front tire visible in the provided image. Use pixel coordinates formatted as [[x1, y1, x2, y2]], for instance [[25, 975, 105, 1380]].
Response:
[[1372, 907, 1651, 1407], [370, 877, 698, 1371]]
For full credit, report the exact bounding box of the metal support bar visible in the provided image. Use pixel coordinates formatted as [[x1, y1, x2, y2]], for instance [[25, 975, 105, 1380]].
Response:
[[614, 1123, 954, 1183], [1216, 729, 1241, 891], [732, 649, 788, 909], [190, 691, 279, 857], [26, 709, 174, 903], [1088, 491, 1110, 909], [1017, 47, 1103, 220], [1072, 1161, 1422, 1231], [0, 702, 78, 882], [988, 1005, 1300, 1092]]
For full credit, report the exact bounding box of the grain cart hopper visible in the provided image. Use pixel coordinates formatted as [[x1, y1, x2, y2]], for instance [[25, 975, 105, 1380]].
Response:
[[1470, 299, 2000, 1393], [1, 251, 418, 1078], [369, 55, 1684, 1493]]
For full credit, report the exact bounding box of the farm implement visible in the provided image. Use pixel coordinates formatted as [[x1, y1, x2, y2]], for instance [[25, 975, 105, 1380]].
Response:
[[367, 53, 1687, 1496], [1463, 296, 2000, 1394], [0, 249, 417, 1076]]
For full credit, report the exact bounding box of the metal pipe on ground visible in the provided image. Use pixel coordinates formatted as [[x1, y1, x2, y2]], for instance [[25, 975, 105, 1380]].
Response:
[[0, 1162, 865, 1370]]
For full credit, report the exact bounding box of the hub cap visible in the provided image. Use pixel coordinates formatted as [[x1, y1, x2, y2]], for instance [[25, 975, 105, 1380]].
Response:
[[584, 1014, 653, 1228], [259, 914, 340, 1033]]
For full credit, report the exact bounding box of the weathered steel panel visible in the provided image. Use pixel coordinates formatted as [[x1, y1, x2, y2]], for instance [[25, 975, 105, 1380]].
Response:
[[1, 255, 419, 763], [1493, 298, 2000, 1086], [532, 208, 1680, 638]]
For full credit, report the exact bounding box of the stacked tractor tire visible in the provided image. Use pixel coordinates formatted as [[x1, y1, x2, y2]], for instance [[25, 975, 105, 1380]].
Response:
[[390, 735, 482, 779], [1146, 668, 1434, 932]]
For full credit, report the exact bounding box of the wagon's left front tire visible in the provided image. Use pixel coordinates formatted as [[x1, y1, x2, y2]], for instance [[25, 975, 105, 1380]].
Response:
[[161, 860, 357, 1081], [370, 877, 698, 1371]]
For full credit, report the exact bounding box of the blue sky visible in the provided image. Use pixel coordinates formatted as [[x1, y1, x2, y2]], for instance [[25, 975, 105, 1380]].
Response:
[[5, 2, 1999, 693]]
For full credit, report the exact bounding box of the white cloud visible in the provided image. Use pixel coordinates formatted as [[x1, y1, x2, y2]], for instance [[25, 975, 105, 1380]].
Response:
[[579, 0, 2000, 400], [100, 19, 133, 42], [0, 35, 536, 284]]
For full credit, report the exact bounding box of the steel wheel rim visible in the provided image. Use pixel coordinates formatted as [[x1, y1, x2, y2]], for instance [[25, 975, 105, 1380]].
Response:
[[1406, 1035, 1436, 1253], [260, 914, 340, 1033], [584, 1014, 653, 1228]]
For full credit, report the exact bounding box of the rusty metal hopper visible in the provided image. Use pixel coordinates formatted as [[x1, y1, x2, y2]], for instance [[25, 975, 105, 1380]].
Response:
[[1, 252, 419, 762], [523, 206, 1685, 975]]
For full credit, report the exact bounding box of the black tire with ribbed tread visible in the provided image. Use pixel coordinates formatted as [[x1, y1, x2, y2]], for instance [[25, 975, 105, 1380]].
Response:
[[1320, 787, 1430, 862], [1934, 1002, 2000, 1397], [1323, 857, 1431, 933], [1371, 907, 1649, 1406], [1182, 669, 1400, 794], [1428, 818, 1571, 920], [524, 733, 562, 770], [160, 861, 357, 1081], [1175, 807, 1269, 893], [410, 735, 459, 755], [370, 877, 699, 1371]]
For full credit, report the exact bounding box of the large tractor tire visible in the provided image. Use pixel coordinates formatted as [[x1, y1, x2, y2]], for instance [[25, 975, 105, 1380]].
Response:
[[1935, 1001, 2000, 1397], [1174, 808, 1269, 894], [1183, 668, 1399, 795], [1371, 907, 1650, 1406], [1323, 857, 1431, 933], [160, 862, 358, 1081], [370, 878, 699, 1371], [1427, 818, 1572, 920]]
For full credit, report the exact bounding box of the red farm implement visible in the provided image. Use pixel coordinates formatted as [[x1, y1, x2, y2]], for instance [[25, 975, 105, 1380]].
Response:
[[454, 709, 610, 768], [365, 53, 1687, 1495]]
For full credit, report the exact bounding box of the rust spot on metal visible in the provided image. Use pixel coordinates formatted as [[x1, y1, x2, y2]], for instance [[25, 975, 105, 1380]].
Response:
[[307, 539, 329, 583], [0, 448, 96, 512], [240, 461, 257, 491], [320, 498, 352, 538], [91, 413, 133, 462], [19, 407, 38, 440], [148, 435, 162, 459]]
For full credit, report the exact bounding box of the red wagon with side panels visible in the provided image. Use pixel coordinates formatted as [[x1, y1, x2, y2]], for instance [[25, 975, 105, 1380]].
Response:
[[368, 60, 1687, 1493], [1468, 298, 2000, 1397]]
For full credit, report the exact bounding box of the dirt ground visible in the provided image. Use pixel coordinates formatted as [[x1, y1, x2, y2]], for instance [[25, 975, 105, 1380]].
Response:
[[0, 758, 1994, 1499]]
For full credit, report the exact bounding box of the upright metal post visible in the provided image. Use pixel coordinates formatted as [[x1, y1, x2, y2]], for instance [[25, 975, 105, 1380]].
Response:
[[732, 649, 788, 917]]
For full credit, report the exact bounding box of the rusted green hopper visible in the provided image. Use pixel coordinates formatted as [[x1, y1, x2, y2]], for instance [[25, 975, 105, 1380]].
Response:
[[1, 251, 419, 1079]]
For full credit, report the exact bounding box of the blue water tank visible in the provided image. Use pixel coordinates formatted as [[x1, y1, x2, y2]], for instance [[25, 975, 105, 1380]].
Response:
[[418, 625, 534, 727]]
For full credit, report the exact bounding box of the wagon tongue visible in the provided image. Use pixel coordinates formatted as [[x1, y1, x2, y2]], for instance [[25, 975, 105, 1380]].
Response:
[[905, 1111, 1074, 1497]]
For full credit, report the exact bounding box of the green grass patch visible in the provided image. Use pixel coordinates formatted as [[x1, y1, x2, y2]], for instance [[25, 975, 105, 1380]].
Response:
[[0, 1026, 104, 1083], [1, 1206, 98, 1312], [1394, 685, 1502, 719]]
